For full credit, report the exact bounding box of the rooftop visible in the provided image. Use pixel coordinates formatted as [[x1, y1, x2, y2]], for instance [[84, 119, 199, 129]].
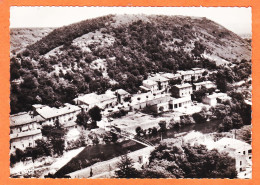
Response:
[[206, 93, 228, 99], [139, 85, 151, 91], [177, 70, 194, 75], [75, 91, 117, 106], [116, 89, 129, 95], [64, 120, 77, 128], [10, 112, 45, 127], [174, 83, 192, 89], [194, 81, 214, 86], [143, 79, 157, 86], [148, 75, 169, 82], [10, 129, 42, 140], [35, 103, 81, 119], [192, 68, 204, 71], [161, 73, 182, 79], [214, 137, 251, 151]]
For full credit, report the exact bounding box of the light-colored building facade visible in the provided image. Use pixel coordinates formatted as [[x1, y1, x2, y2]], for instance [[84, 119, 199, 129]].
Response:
[[33, 103, 81, 126], [192, 68, 205, 81], [214, 138, 252, 175], [140, 79, 158, 93], [177, 70, 194, 81], [10, 112, 44, 153], [171, 83, 193, 98], [202, 93, 231, 106], [148, 74, 170, 92], [10, 130, 42, 153], [115, 89, 130, 103], [170, 96, 192, 109], [74, 91, 117, 110], [193, 81, 216, 91]]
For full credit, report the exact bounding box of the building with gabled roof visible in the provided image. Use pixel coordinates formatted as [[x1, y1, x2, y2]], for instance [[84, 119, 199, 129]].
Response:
[[34, 103, 81, 126], [10, 111, 44, 153], [10, 129, 42, 153], [74, 90, 117, 110]]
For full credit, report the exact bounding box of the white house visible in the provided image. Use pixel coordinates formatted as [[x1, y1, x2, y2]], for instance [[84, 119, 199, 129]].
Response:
[[148, 74, 169, 92], [10, 112, 44, 153], [202, 93, 231, 106], [192, 68, 205, 80], [193, 81, 216, 91], [177, 70, 194, 81], [171, 83, 193, 98], [214, 138, 252, 176], [140, 79, 158, 93], [74, 91, 117, 110], [33, 103, 81, 126], [170, 96, 192, 109]]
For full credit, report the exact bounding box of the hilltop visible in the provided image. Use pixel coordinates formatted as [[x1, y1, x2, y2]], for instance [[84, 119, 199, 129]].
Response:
[[10, 14, 251, 113], [10, 27, 55, 54]]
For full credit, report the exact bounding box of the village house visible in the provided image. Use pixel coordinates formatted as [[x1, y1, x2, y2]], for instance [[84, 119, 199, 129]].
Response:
[[171, 83, 193, 98], [148, 74, 170, 92], [192, 68, 205, 81], [140, 79, 158, 93], [10, 130, 42, 154], [202, 93, 231, 106], [130, 92, 172, 112], [193, 81, 216, 91], [115, 89, 130, 103], [177, 70, 194, 81], [214, 137, 252, 175], [33, 103, 81, 126], [169, 96, 192, 110], [10, 112, 44, 153], [73, 90, 117, 110]]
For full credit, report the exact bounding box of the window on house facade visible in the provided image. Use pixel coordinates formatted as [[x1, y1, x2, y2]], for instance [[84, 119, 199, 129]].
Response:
[[248, 149, 252, 154], [243, 151, 246, 155]]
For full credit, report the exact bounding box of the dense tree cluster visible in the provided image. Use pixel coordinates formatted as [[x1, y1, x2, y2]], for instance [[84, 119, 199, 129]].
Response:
[[76, 106, 102, 129], [210, 91, 251, 132], [114, 142, 237, 178]]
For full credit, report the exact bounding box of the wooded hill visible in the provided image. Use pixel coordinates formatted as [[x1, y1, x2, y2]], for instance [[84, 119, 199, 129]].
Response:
[[10, 14, 251, 114]]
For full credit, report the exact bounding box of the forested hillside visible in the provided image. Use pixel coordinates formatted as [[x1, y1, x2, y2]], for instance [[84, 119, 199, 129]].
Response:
[[10, 14, 251, 114]]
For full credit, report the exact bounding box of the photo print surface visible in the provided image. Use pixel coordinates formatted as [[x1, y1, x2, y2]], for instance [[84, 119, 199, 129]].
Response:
[[9, 6, 252, 179]]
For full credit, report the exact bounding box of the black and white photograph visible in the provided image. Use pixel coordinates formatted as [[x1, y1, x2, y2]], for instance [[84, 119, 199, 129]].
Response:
[[9, 6, 252, 179]]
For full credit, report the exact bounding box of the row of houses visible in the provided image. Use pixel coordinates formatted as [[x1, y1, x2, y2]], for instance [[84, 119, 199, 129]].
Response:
[[10, 88, 132, 153], [9, 68, 225, 154], [10, 103, 82, 153], [140, 68, 206, 94]]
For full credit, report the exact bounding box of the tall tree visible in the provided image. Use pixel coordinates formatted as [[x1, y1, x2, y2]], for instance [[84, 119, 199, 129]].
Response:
[[115, 154, 140, 178], [76, 111, 90, 129], [88, 106, 102, 128]]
